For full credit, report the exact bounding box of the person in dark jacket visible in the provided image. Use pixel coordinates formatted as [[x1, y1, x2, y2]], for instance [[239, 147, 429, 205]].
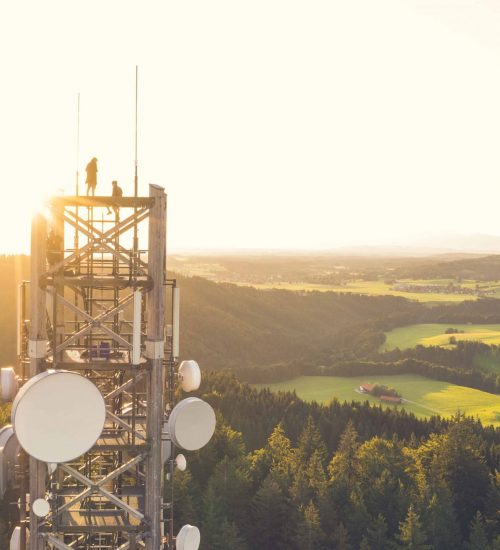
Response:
[[85, 157, 98, 196]]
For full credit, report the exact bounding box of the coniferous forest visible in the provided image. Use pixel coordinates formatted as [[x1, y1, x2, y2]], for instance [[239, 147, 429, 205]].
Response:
[[2, 255, 500, 547], [172, 373, 500, 549]]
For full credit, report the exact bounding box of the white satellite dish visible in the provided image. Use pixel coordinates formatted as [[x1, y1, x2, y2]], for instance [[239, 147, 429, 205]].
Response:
[[178, 361, 201, 393], [1, 368, 18, 402], [0, 427, 20, 491], [9, 526, 28, 550], [32, 498, 50, 518], [176, 524, 200, 550], [2, 429, 20, 463], [12, 370, 106, 463], [168, 398, 216, 451], [175, 454, 187, 472], [0, 426, 14, 449], [10, 526, 21, 550]]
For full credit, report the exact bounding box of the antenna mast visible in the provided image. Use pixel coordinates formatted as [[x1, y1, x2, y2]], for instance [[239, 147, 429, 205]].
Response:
[[76, 93, 80, 196], [133, 67, 139, 267]]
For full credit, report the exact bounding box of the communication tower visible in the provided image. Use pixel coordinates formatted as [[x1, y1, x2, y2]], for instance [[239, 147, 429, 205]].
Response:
[[7, 188, 214, 549]]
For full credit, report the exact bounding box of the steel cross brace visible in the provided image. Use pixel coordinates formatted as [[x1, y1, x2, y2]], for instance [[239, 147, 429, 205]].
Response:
[[43, 534, 73, 550], [46, 207, 150, 276], [106, 410, 146, 441], [51, 292, 134, 354], [53, 456, 145, 521], [62, 209, 149, 274]]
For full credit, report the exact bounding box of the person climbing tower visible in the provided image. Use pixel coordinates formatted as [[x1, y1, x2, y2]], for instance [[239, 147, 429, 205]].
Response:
[[107, 180, 123, 215]]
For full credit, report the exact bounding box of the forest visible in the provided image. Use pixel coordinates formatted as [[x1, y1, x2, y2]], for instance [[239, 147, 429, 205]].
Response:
[[170, 373, 500, 549], [3, 253, 500, 547]]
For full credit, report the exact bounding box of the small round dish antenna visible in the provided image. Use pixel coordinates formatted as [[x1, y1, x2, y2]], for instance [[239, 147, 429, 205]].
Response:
[[12, 370, 106, 463], [168, 398, 216, 451], [176, 524, 200, 550], [1, 368, 18, 402], [32, 498, 50, 518], [178, 361, 201, 393], [175, 454, 187, 472]]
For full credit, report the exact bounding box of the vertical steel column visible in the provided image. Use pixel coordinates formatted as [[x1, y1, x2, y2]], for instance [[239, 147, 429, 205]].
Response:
[[54, 204, 65, 367], [145, 185, 166, 549], [29, 214, 48, 550]]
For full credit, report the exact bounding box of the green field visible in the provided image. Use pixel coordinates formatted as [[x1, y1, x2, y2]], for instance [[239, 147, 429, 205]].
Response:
[[240, 280, 479, 303], [383, 323, 500, 351], [253, 374, 500, 426]]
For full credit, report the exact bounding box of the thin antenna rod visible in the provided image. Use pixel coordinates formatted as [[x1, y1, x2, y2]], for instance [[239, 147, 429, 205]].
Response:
[[134, 66, 138, 198], [74, 93, 80, 267], [76, 93, 80, 196], [133, 66, 139, 271]]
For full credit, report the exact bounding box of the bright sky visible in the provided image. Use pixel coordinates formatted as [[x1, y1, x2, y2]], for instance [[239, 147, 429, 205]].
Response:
[[1, 0, 500, 253]]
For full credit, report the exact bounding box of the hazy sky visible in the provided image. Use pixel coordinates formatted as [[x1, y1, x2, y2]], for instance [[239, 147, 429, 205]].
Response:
[[1, 0, 500, 253]]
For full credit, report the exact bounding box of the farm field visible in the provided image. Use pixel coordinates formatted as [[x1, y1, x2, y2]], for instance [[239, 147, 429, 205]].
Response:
[[237, 279, 480, 303], [383, 323, 500, 351], [253, 374, 500, 426]]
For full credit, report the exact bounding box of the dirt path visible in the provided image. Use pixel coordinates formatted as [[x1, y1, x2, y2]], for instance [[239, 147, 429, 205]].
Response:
[[354, 388, 442, 415], [401, 398, 442, 415]]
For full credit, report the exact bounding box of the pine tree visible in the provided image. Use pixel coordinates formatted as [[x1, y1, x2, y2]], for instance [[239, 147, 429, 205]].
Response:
[[431, 418, 491, 539], [365, 513, 390, 550], [398, 505, 430, 550], [329, 420, 359, 483], [205, 456, 250, 528], [424, 490, 460, 550], [251, 476, 296, 549], [332, 522, 353, 550], [466, 511, 490, 550], [293, 500, 325, 550], [201, 484, 226, 549], [170, 469, 198, 531], [268, 423, 295, 480], [296, 415, 327, 467], [210, 518, 248, 550]]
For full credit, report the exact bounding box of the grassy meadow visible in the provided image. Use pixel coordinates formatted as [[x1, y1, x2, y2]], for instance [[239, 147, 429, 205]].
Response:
[[383, 323, 500, 351], [253, 374, 500, 426], [236, 279, 482, 303]]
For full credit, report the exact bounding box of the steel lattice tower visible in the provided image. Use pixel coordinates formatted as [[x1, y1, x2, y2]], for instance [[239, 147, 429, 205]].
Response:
[[20, 185, 176, 549]]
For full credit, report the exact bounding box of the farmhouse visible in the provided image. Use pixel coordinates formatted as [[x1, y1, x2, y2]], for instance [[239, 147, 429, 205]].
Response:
[[359, 382, 375, 394], [380, 395, 403, 404]]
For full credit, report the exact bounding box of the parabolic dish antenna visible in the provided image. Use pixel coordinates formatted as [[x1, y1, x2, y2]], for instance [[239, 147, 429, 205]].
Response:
[[1, 368, 18, 402], [178, 360, 201, 393], [9, 526, 28, 550], [175, 454, 187, 472], [9, 526, 20, 550], [32, 498, 50, 518], [12, 370, 106, 463], [168, 397, 216, 451], [0, 426, 20, 464], [176, 525, 200, 550]]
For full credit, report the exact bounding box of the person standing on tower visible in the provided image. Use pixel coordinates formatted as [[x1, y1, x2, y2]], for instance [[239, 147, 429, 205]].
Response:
[[85, 157, 98, 196]]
